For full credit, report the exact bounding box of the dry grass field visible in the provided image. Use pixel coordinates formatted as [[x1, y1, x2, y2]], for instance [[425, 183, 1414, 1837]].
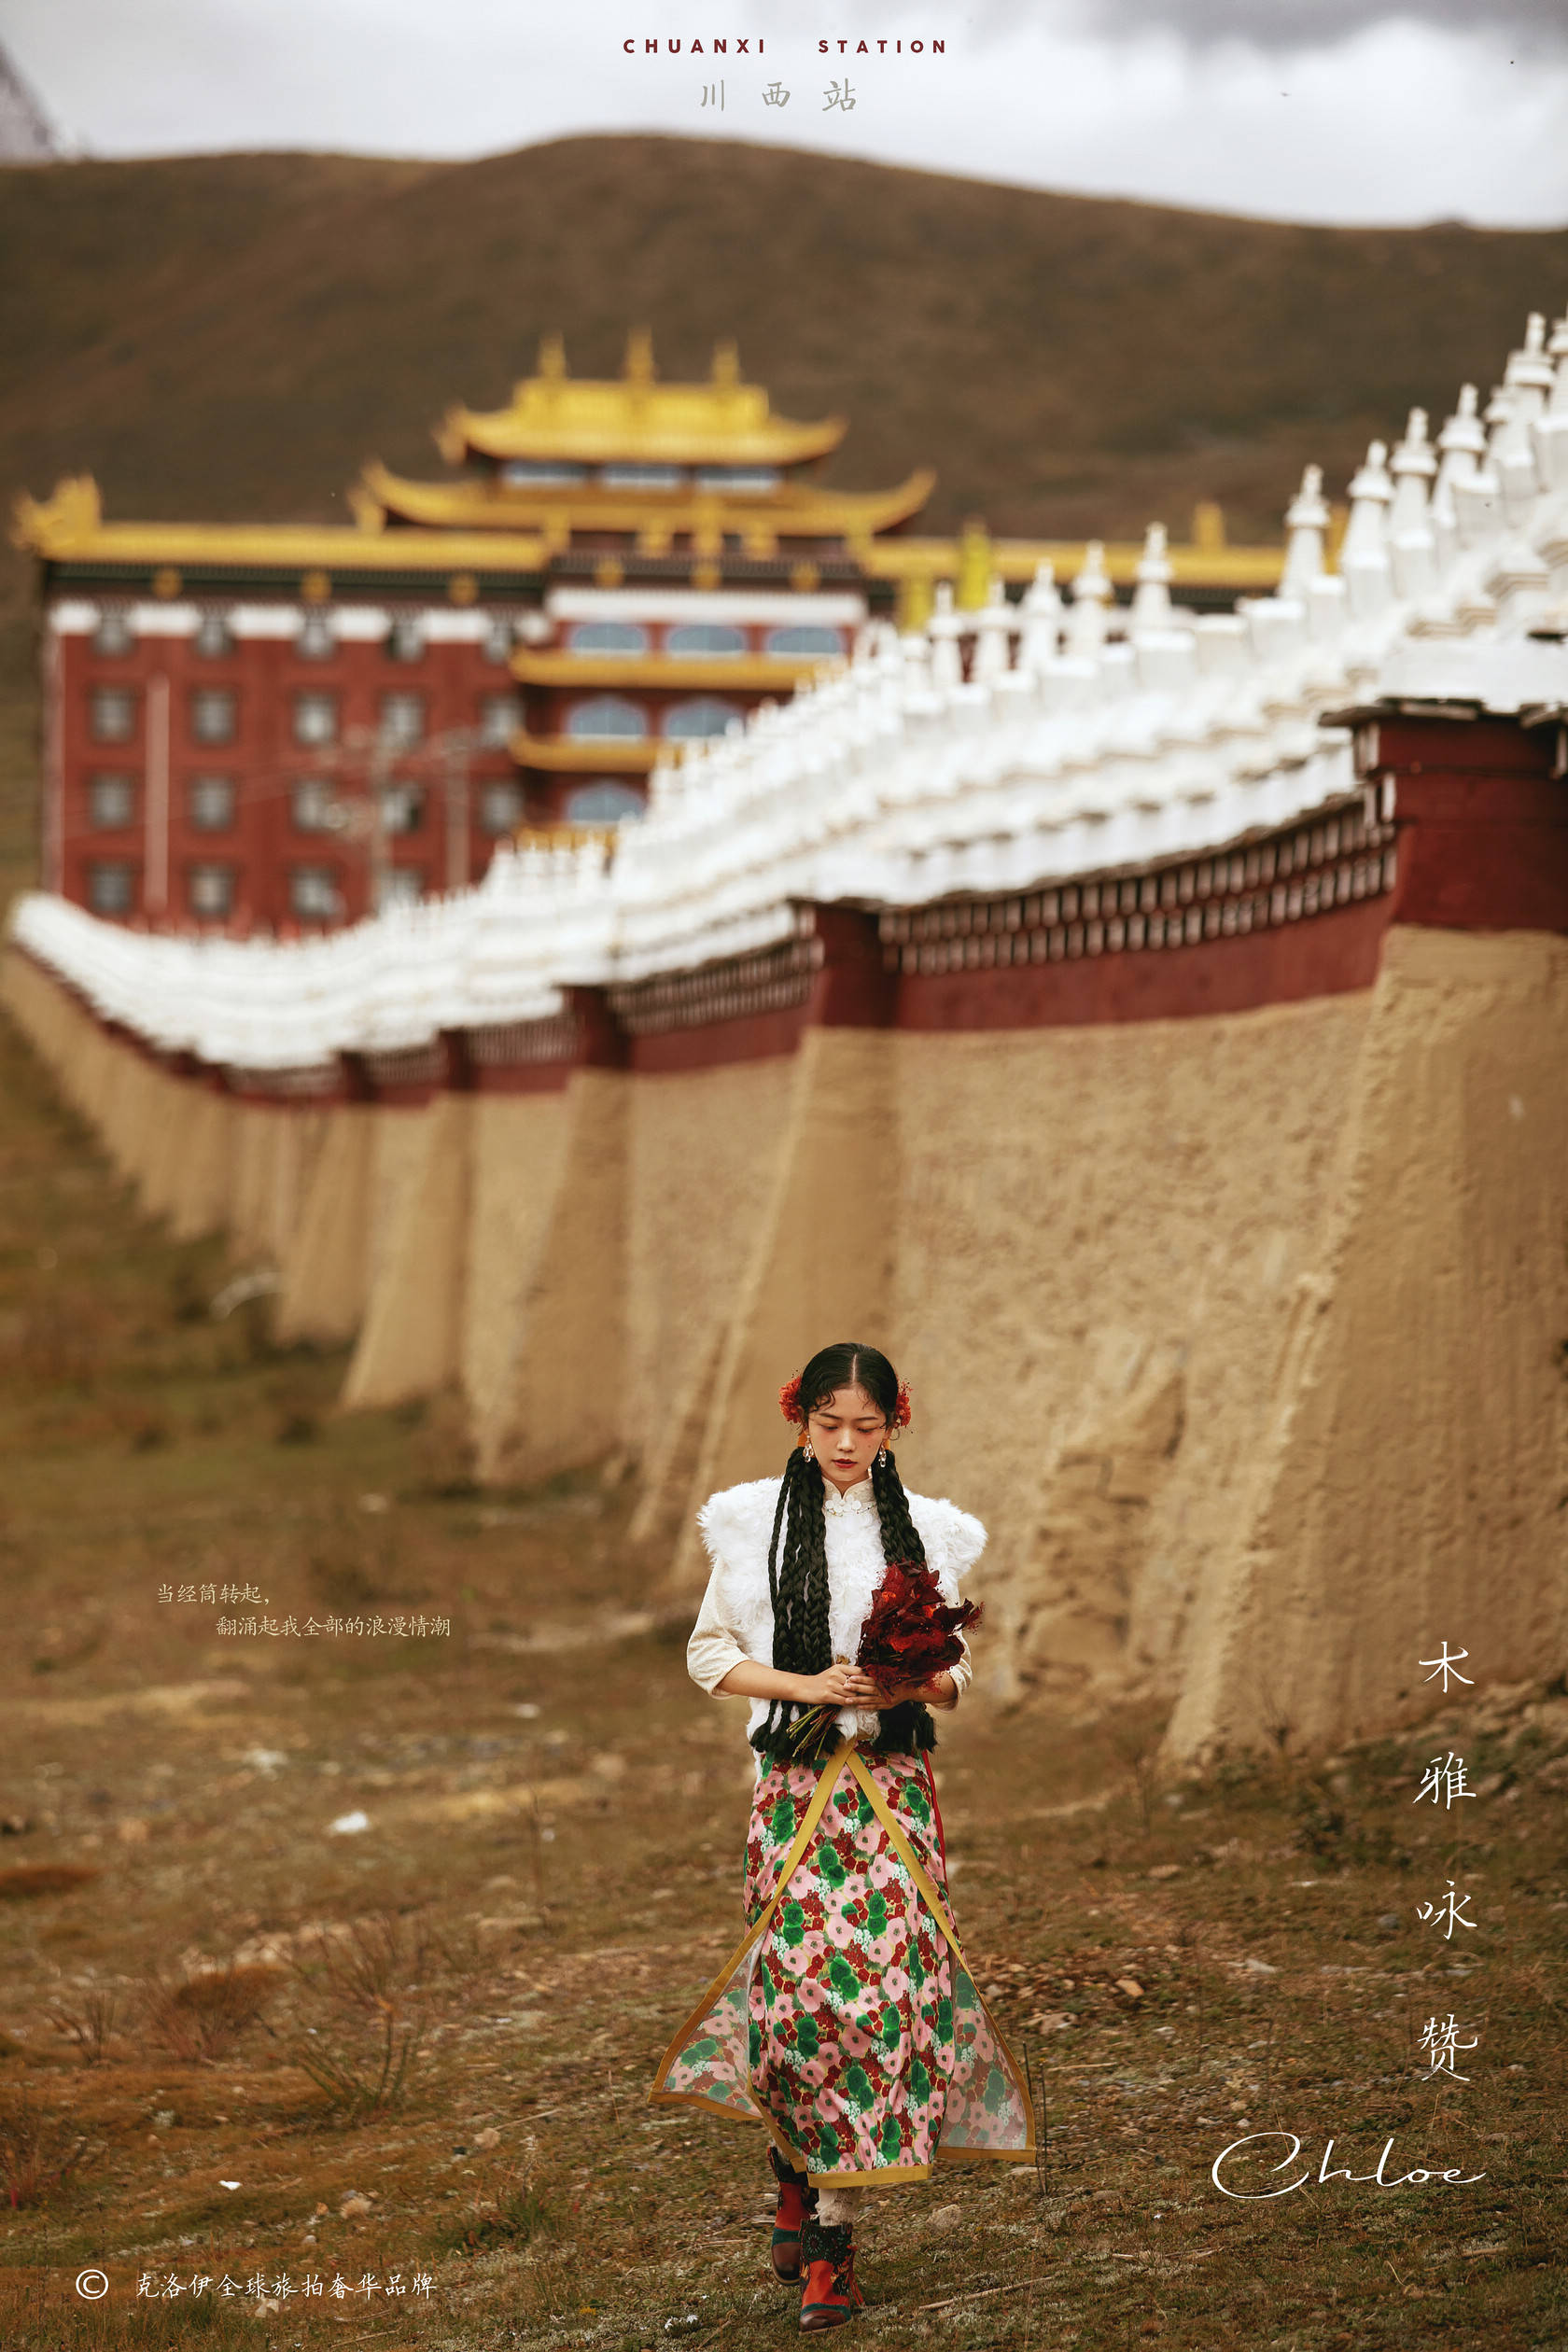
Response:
[[0, 992, 1564, 2352]]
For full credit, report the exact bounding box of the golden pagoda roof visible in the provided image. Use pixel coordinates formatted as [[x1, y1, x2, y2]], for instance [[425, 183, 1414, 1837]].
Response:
[[12, 475, 548, 574], [356, 457, 935, 540], [511, 650, 838, 693], [438, 330, 847, 469], [863, 533, 1285, 592], [511, 730, 664, 772]]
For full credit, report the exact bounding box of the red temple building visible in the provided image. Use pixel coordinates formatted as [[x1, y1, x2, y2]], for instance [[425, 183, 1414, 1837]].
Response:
[[13, 332, 1287, 932]]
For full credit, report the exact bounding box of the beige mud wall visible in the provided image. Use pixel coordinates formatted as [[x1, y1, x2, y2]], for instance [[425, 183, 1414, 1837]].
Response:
[[624, 1052, 799, 1550], [878, 990, 1376, 1723], [343, 1095, 473, 1409], [1166, 925, 1568, 1765], [464, 1092, 574, 1475], [274, 1105, 378, 1346], [4, 951, 235, 1242], [483, 1070, 630, 1488], [226, 1103, 327, 1267], [665, 1029, 903, 1586]]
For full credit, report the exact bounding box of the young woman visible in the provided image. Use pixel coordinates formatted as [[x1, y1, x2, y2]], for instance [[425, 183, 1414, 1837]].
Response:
[[649, 1341, 1032, 2332]]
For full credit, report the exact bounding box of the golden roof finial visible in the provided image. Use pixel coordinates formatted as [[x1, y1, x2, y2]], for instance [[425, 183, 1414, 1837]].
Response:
[[537, 331, 567, 382], [711, 338, 740, 390], [956, 515, 992, 611], [11, 474, 103, 553], [623, 327, 655, 387]]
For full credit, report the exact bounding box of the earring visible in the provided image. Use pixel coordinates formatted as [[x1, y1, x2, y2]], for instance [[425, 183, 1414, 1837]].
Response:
[[876, 1445, 888, 1469], [803, 1440, 815, 1462]]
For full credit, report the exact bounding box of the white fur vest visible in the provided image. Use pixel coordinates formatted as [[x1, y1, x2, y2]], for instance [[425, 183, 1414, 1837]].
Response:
[[693, 1470, 987, 1749]]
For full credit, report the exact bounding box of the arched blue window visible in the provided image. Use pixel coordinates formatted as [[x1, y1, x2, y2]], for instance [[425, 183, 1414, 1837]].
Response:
[[565, 781, 646, 823], [568, 622, 650, 655], [664, 697, 742, 741], [764, 624, 844, 658], [566, 695, 646, 739], [666, 623, 747, 658]]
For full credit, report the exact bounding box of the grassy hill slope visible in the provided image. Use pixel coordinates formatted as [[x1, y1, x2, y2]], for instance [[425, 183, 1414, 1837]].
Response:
[[1, 134, 1564, 898]]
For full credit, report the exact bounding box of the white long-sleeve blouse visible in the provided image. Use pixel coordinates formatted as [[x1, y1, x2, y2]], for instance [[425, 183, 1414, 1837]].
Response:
[[687, 1469, 987, 1756]]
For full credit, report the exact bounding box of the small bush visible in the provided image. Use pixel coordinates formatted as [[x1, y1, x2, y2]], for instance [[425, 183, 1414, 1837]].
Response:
[[0, 1865, 100, 1901], [44, 1982, 121, 2065], [0, 2085, 90, 2209], [140, 1961, 282, 2064]]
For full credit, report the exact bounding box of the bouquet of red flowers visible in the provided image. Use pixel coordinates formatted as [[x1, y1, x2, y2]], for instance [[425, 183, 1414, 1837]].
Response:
[[780, 1561, 983, 1758]]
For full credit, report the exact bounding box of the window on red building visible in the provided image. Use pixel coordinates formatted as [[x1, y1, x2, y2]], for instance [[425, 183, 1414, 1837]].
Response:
[[503, 461, 588, 487], [190, 688, 237, 745], [666, 623, 746, 657], [292, 778, 336, 832], [297, 609, 335, 660], [377, 869, 425, 910], [379, 692, 425, 747], [294, 691, 338, 746], [290, 867, 340, 921], [92, 609, 135, 657], [602, 464, 684, 491], [479, 782, 523, 834], [568, 622, 650, 654], [189, 777, 236, 831], [87, 861, 135, 914], [478, 693, 515, 747], [564, 781, 645, 824], [189, 865, 235, 918], [90, 685, 137, 742], [88, 775, 135, 829], [483, 615, 515, 665], [665, 696, 742, 739], [380, 784, 424, 834], [194, 609, 234, 659], [385, 614, 426, 664], [696, 466, 781, 493], [567, 694, 644, 739], [766, 624, 845, 657]]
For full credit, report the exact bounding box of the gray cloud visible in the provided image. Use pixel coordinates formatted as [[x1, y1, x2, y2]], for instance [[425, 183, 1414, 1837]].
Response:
[[1059, 0, 1567, 54]]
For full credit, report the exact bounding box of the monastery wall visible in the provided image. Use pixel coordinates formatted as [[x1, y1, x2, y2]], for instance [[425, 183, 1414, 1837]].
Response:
[[6, 908, 1567, 1770], [8, 292, 1567, 1765], [1167, 924, 1568, 1761], [883, 989, 1375, 1709]]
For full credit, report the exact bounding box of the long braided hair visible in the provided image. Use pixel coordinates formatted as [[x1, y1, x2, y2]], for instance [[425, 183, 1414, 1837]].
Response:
[[751, 1341, 935, 1760]]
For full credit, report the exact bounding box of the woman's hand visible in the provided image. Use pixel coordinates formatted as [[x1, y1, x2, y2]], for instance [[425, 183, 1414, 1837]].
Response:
[[793, 1663, 882, 1708], [869, 1671, 958, 1711]]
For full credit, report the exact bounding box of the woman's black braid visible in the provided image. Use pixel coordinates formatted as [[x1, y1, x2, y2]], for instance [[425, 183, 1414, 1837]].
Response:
[[752, 1441, 832, 1754], [870, 1447, 927, 1571], [867, 1444, 940, 1756]]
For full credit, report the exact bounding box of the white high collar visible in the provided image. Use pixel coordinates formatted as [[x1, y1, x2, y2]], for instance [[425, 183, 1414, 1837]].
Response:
[[821, 1473, 877, 1517]]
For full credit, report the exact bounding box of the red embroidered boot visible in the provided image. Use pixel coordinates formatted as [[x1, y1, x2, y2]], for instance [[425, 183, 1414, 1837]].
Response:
[[799, 2216, 863, 2331], [769, 2143, 817, 2282]]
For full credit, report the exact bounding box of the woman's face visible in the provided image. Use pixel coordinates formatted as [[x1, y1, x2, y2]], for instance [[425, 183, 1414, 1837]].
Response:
[[804, 1382, 889, 1493]]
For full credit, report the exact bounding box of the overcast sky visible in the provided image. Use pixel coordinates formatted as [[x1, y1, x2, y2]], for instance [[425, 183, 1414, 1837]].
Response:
[[4, 0, 1566, 227]]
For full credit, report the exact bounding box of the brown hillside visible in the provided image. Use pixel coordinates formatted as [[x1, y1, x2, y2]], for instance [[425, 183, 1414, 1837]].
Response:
[[5, 135, 1566, 537], [1, 134, 1564, 896]]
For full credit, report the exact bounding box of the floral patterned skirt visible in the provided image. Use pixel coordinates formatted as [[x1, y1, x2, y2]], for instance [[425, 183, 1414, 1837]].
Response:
[[649, 1740, 1033, 2187]]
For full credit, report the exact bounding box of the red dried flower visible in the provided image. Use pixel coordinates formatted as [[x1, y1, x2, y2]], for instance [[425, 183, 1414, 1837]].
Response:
[[778, 1372, 804, 1424], [856, 1561, 981, 1697], [777, 1557, 982, 1757], [893, 1380, 912, 1429]]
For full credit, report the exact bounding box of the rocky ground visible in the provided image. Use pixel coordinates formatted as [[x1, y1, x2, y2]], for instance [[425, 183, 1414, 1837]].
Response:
[[0, 1000, 1563, 2352]]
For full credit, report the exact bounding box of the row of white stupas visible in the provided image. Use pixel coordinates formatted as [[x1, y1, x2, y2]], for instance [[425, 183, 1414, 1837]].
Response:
[[11, 308, 1568, 1075]]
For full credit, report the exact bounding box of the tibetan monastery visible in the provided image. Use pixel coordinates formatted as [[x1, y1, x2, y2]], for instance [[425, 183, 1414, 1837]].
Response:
[[13, 331, 1289, 933]]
